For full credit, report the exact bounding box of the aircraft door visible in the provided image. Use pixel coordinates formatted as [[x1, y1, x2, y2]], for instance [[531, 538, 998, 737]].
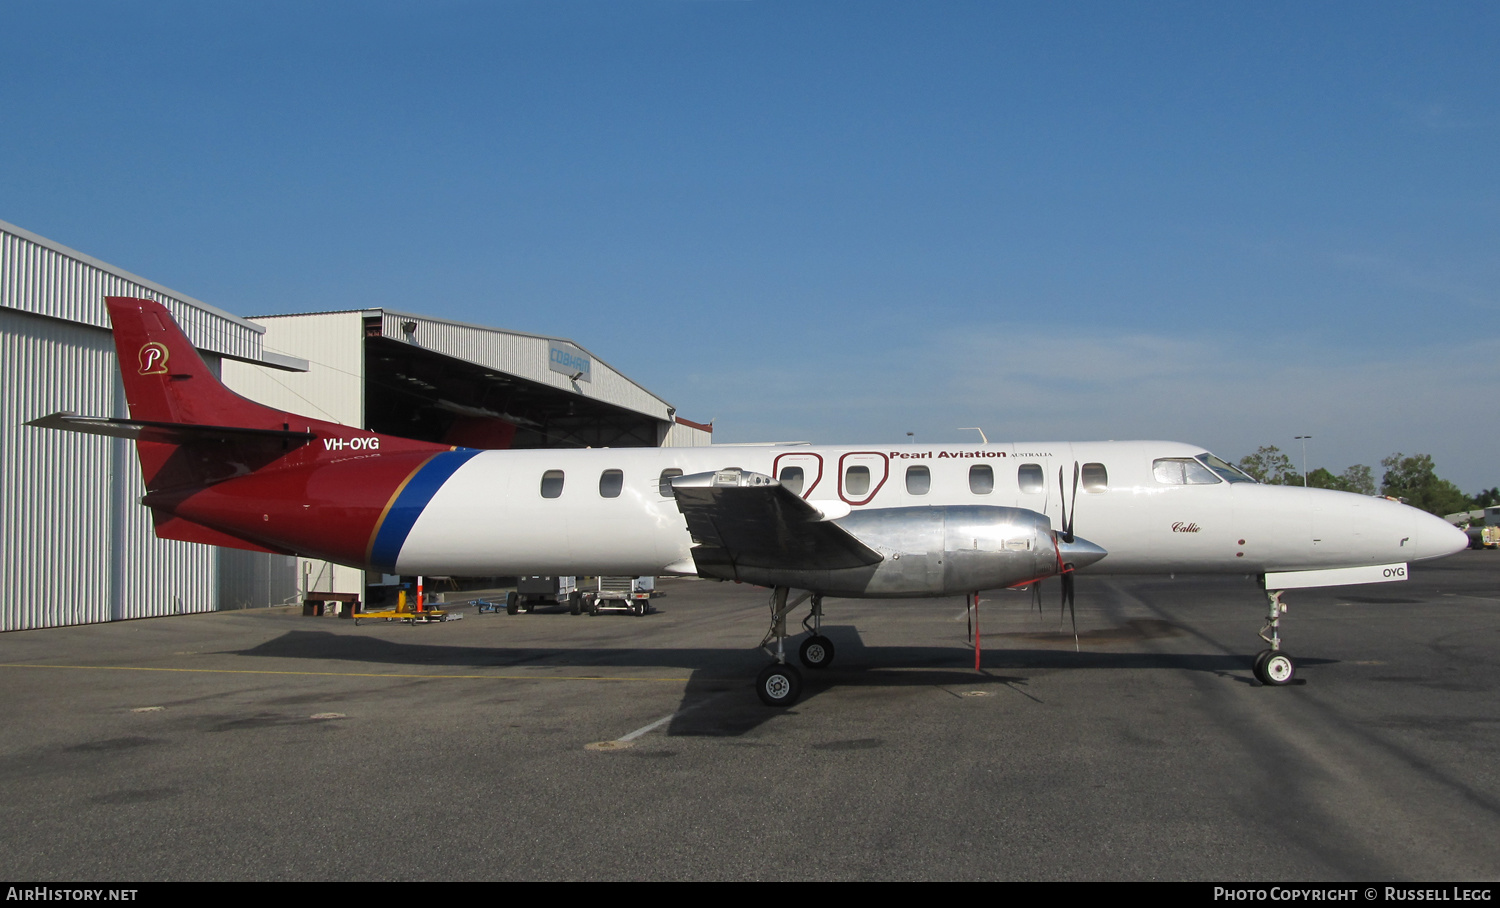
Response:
[[839, 452, 889, 506]]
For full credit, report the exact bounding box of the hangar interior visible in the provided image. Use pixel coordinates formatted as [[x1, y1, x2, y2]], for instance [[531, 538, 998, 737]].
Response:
[[362, 316, 669, 450]]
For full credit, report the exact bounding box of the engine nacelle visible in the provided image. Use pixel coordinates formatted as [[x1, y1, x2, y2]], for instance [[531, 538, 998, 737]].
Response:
[[730, 505, 1063, 598]]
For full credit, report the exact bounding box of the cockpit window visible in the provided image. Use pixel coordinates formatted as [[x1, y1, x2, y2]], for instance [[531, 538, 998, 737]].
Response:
[[1196, 453, 1257, 483], [1153, 458, 1220, 485]]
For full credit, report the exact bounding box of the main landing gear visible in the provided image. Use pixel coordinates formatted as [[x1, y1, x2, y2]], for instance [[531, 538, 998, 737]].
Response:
[[756, 587, 834, 707], [1253, 589, 1296, 686], [799, 593, 835, 671]]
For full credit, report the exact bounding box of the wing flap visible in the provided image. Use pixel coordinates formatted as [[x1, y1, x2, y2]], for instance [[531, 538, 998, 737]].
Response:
[[671, 469, 882, 576]]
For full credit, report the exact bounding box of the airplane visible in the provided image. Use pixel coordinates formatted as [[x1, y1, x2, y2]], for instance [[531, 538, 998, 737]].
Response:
[[29, 296, 1470, 707]]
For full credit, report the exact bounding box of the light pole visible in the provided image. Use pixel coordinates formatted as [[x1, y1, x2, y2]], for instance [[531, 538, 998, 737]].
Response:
[[1295, 435, 1312, 487]]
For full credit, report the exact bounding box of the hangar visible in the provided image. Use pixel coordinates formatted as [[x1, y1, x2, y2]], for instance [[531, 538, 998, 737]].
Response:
[[0, 218, 709, 632]]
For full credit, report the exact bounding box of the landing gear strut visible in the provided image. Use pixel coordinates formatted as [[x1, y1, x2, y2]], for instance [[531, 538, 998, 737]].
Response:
[[756, 586, 809, 706], [1254, 589, 1296, 685]]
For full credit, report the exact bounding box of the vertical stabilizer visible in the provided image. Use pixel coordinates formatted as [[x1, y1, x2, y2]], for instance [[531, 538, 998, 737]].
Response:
[[105, 296, 281, 429]]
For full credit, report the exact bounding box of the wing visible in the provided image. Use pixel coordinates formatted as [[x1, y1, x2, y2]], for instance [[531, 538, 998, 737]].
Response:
[[671, 468, 882, 580]]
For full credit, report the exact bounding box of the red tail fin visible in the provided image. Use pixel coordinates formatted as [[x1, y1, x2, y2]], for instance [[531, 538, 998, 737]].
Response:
[[106, 296, 285, 429]]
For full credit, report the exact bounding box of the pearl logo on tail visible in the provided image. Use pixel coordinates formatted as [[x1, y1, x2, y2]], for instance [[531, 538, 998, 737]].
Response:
[[138, 342, 169, 375]]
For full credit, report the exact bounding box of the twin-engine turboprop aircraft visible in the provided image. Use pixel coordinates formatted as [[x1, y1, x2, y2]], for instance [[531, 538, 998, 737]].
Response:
[[31, 297, 1469, 706]]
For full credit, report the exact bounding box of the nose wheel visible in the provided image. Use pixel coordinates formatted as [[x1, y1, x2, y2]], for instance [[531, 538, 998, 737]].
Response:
[[1254, 590, 1297, 686]]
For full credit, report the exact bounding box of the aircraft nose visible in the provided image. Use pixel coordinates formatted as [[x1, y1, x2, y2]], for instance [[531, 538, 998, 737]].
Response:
[[1057, 534, 1108, 570], [1418, 515, 1471, 561]]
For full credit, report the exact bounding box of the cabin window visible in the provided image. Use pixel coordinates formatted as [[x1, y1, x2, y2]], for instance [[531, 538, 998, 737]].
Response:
[[658, 468, 683, 498], [906, 465, 931, 495], [779, 466, 805, 496], [1153, 458, 1218, 485], [1018, 463, 1044, 493], [969, 464, 994, 494], [599, 469, 624, 498], [1081, 462, 1108, 491], [845, 465, 871, 496], [540, 470, 565, 499]]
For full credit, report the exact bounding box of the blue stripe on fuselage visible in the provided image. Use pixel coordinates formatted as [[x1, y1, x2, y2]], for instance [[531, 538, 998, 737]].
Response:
[[369, 449, 481, 571]]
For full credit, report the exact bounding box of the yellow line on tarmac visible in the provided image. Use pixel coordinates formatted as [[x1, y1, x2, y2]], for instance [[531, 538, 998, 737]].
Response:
[[0, 663, 690, 683]]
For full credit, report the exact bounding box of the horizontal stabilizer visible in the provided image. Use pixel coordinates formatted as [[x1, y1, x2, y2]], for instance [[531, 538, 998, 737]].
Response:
[[671, 468, 882, 576], [27, 412, 314, 444]]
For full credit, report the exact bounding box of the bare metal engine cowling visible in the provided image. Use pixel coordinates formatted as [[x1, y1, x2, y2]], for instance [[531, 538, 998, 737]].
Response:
[[728, 506, 1062, 597]]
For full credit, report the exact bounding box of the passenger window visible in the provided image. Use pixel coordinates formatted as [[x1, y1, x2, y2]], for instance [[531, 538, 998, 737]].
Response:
[[1081, 462, 1108, 492], [658, 468, 683, 498], [540, 470, 565, 499], [599, 469, 624, 498], [845, 465, 871, 496], [779, 466, 804, 496], [969, 464, 994, 494], [906, 465, 930, 495], [1018, 463, 1044, 494]]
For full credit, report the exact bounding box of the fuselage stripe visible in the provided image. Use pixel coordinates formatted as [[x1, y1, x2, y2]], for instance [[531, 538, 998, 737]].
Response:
[[366, 449, 482, 571]]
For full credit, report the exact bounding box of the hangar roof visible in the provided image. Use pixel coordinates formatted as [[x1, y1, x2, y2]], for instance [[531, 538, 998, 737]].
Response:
[[251, 307, 676, 424], [0, 218, 305, 371]]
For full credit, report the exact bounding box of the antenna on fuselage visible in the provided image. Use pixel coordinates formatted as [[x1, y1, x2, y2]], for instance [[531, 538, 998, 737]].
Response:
[[958, 427, 988, 446]]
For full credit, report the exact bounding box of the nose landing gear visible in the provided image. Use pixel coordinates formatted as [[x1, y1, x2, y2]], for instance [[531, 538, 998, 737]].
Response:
[[1254, 589, 1296, 686]]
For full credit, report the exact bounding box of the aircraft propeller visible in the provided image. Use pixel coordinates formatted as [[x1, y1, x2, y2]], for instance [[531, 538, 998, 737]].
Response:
[[1058, 462, 1081, 651]]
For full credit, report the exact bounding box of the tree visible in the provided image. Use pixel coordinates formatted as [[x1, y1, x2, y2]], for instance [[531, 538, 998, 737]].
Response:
[[1473, 487, 1500, 509], [1238, 446, 1299, 485], [1340, 464, 1376, 496], [1380, 453, 1472, 517]]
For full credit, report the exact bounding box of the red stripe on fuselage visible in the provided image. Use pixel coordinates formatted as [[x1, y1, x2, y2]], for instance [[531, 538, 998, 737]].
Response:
[[148, 449, 451, 569]]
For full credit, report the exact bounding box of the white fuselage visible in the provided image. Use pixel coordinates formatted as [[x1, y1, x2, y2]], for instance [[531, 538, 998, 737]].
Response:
[[392, 440, 1467, 582]]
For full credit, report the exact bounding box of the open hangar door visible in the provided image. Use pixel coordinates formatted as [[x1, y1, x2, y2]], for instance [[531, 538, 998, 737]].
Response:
[[363, 331, 666, 450], [360, 316, 673, 605]]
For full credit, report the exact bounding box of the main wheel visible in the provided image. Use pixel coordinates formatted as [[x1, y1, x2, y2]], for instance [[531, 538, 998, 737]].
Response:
[[799, 634, 835, 670], [505, 591, 519, 615], [1262, 651, 1296, 686], [756, 663, 803, 707]]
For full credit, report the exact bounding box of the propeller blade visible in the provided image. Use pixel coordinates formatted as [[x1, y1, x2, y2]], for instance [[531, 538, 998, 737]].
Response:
[[972, 591, 982, 671], [1062, 568, 1079, 652]]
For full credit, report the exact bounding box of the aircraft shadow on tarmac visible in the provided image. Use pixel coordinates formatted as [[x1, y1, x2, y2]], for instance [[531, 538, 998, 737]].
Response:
[[226, 623, 1328, 737]]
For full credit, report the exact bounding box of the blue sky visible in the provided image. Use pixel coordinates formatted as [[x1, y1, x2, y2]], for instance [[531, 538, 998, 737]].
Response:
[[4, 2, 1497, 491]]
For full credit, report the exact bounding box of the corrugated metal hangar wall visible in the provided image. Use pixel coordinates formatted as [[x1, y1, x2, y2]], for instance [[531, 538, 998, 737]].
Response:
[[0, 219, 303, 631]]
